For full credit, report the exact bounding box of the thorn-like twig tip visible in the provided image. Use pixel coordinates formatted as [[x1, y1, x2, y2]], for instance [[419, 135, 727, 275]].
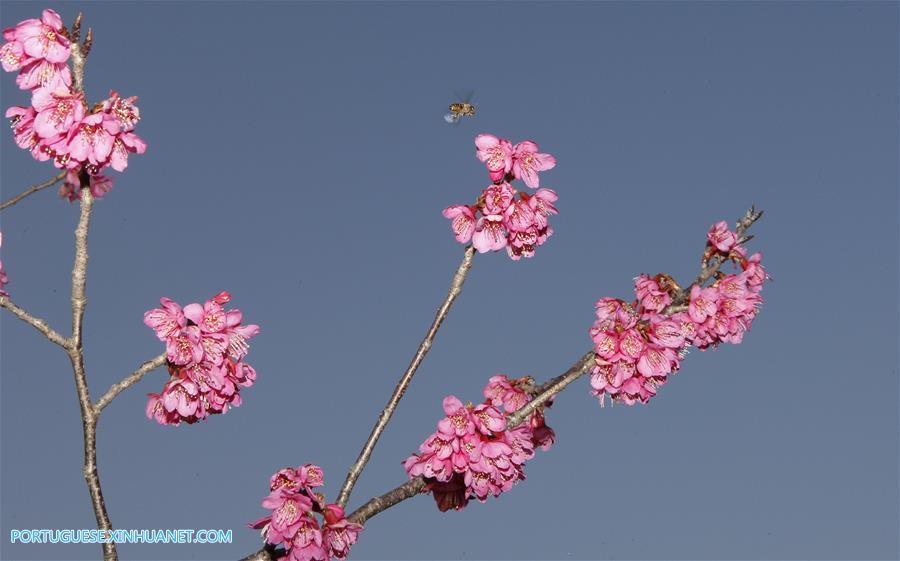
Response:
[[83, 28, 93, 56], [72, 13, 83, 43]]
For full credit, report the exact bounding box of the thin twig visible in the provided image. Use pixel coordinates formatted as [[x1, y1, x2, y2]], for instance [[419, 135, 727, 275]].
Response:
[[0, 296, 71, 349], [0, 172, 67, 211], [336, 245, 476, 508], [93, 353, 167, 414], [344, 349, 596, 526]]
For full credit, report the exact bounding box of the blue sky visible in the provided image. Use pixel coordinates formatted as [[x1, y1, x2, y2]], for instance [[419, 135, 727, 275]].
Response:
[[1, 2, 897, 560]]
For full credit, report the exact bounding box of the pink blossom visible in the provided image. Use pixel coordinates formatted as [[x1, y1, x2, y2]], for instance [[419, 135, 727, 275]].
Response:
[[15, 59, 71, 90], [260, 492, 313, 543], [707, 220, 737, 252], [689, 285, 719, 324], [512, 140, 556, 188], [442, 205, 475, 243], [481, 182, 516, 216], [101, 90, 141, 132], [6, 105, 47, 159], [144, 297, 185, 340], [64, 113, 115, 170], [166, 326, 204, 366], [474, 133, 513, 182], [472, 215, 507, 253], [0, 38, 26, 72], [108, 131, 147, 172], [14, 10, 70, 64], [634, 274, 672, 312], [288, 518, 327, 561], [322, 504, 363, 560], [31, 87, 84, 139]]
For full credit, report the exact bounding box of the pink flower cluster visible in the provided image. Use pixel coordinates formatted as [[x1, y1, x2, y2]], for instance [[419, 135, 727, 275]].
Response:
[[144, 292, 259, 425], [404, 375, 553, 512], [0, 232, 8, 297], [444, 183, 559, 259], [474, 134, 556, 188], [250, 465, 363, 561], [590, 221, 769, 406], [443, 135, 558, 260], [2, 9, 145, 191]]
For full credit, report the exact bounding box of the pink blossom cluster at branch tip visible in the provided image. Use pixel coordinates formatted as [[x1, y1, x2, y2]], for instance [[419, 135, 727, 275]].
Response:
[[444, 134, 558, 260], [475, 134, 556, 188], [250, 465, 363, 561], [0, 232, 8, 297], [590, 221, 770, 406], [144, 292, 259, 425], [2, 9, 146, 196], [404, 375, 554, 512]]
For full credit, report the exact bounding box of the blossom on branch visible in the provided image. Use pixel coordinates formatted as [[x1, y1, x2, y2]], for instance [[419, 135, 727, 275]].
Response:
[[0, 9, 71, 86], [250, 465, 363, 561], [3, 10, 146, 196], [144, 292, 259, 425], [404, 375, 554, 511], [475, 133, 556, 188], [590, 220, 770, 406]]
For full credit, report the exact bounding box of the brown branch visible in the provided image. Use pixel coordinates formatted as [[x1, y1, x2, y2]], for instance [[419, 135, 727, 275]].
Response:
[[0, 296, 71, 349], [336, 245, 476, 508], [0, 172, 67, 211], [69, 17, 87, 94], [345, 349, 596, 526], [66, 181, 116, 560], [93, 353, 167, 414], [509, 350, 595, 428]]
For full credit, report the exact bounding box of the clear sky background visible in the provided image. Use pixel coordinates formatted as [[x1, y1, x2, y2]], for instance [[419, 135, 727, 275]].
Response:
[[1, 2, 897, 560]]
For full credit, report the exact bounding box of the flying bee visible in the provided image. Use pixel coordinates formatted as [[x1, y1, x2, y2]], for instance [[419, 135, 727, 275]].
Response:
[[444, 90, 476, 124], [444, 102, 476, 123]]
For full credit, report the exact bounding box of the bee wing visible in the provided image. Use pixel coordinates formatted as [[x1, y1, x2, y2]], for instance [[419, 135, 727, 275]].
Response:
[[444, 113, 460, 124], [454, 89, 476, 104]]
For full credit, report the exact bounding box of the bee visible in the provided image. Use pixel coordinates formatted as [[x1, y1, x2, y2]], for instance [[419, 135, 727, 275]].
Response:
[[444, 102, 476, 124], [444, 90, 476, 124]]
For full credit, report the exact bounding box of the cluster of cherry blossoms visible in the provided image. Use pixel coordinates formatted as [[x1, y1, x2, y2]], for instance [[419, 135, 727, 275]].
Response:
[[404, 375, 554, 512], [0, 232, 8, 297], [250, 465, 363, 561], [143, 292, 259, 425], [443, 134, 558, 260], [590, 220, 769, 406], [2, 9, 146, 201]]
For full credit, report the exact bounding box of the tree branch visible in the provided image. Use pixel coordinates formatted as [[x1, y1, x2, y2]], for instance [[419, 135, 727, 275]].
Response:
[[336, 245, 476, 508], [0, 296, 71, 349], [65, 180, 116, 560], [0, 172, 67, 211], [93, 353, 167, 414]]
